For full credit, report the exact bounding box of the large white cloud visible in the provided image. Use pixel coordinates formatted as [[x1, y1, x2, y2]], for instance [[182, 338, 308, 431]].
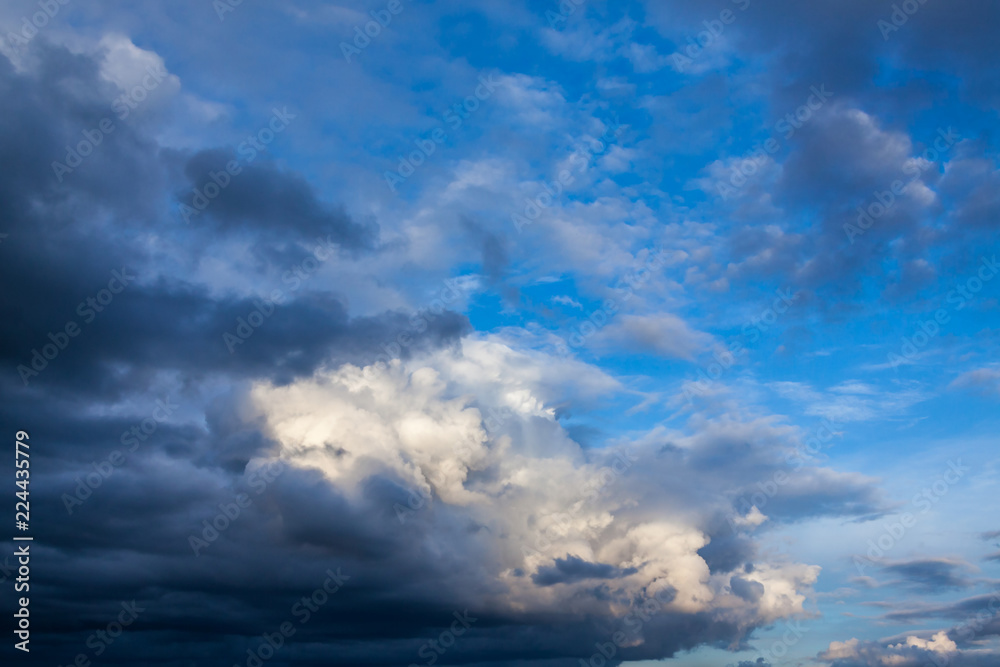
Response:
[[247, 335, 838, 644]]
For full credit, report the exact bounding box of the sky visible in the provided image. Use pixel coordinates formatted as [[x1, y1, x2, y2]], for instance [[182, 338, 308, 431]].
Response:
[[0, 0, 998, 666]]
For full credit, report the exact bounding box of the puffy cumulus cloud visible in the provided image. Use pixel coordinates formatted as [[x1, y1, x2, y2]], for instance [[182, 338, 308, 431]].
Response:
[[818, 588, 1000, 666], [892, 631, 958, 653], [234, 335, 909, 662], [819, 633, 966, 667]]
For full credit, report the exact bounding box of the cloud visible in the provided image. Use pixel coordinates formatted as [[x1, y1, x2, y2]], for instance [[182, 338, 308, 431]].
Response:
[[730, 575, 766, 602], [592, 313, 712, 360], [532, 555, 639, 586], [728, 660, 772, 667], [180, 147, 381, 251], [818, 632, 964, 667], [3, 1, 997, 664], [13, 325, 877, 665], [854, 557, 978, 593], [949, 366, 1000, 396], [767, 380, 926, 423], [553, 295, 584, 309], [240, 340, 865, 658]]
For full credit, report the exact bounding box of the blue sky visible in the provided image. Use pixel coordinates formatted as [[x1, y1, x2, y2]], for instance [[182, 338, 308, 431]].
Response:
[[1, 0, 999, 666]]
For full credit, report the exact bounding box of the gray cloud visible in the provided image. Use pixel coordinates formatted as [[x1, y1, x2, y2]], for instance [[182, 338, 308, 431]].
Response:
[[180, 147, 381, 252], [879, 558, 977, 592], [532, 555, 639, 586]]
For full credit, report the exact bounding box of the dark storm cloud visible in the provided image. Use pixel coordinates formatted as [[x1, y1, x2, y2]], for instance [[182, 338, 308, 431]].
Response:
[[180, 148, 380, 251], [532, 555, 638, 586], [0, 37, 892, 666], [0, 37, 730, 667], [2, 264, 469, 395], [9, 454, 764, 667], [0, 39, 466, 400], [0, 39, 481, 666], [3, 0, 991, 662], [0, 43, 166, 217]]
